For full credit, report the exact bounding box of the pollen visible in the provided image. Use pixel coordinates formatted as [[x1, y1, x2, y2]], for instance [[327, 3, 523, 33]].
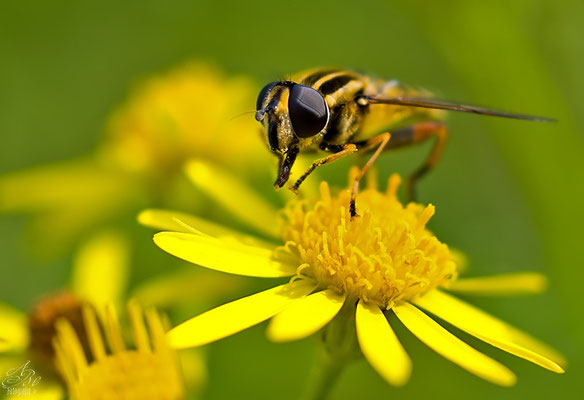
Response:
[[53, 301, 184, 400], [280, 173, 457, 309]]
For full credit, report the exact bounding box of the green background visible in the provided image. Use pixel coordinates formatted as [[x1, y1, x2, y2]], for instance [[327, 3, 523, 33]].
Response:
[[1, 0, 582, 398]]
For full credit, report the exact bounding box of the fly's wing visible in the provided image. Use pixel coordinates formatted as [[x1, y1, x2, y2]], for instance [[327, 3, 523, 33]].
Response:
[[361, 96, 555, 122]]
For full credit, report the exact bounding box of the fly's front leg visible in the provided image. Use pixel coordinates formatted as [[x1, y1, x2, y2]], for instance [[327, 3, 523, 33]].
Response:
[[290, 143, 358, 194], [349, 132, 391, 217]]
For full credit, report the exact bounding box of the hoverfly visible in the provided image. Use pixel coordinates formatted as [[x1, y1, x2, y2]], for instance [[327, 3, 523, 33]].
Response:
[[255, 68, 553, 216]]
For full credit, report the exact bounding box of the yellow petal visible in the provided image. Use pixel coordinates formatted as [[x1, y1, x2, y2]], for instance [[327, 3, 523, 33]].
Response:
[[0, 302, 28, 352], [127, 300, 151, 353], [449, 248, 469, 273], [167, 280, 316, 349], [82, 306, 106, 361], [178, 349, 207, 392], [394, 303, 516, 386], [0, 158, 140, 258], [0, 158, 129, 211], [55, 319, 88, 373], [138, 208, 276, 249], [447, 272, 547, 296], [266, 289, 345, 342], [153, 231, 296, 277], [103, 304, 125, 353], [71, 231, 129, 308], [185, 159, 280, 238], [131, 267, 244, 309], [356, 301, 412, 386], [26, 206, 118, 259], [413, 290, 565, 372]]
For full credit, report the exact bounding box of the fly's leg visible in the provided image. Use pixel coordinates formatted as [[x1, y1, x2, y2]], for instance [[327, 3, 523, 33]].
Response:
[[349, 132, 391, 217], [290, 143, 358, 194], [398, 121, 448, 201], [290, 121, 447, 215], [358, 121, 448, 202]]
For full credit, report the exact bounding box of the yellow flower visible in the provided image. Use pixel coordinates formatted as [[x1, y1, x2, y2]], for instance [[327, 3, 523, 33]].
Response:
[[0, 231, 216, 399], [100, 62, 270, 177], [0, 63, 257, 396], [141, 161, 565, 388], [0, 61, 269, 256], [0, 232, 131, 397], [53, 301, 183, 400]]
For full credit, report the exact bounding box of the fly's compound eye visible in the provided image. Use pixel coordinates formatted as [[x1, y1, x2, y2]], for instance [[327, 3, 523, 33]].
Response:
[[288, 84, 329, 138], [256, 81, 278, 111]]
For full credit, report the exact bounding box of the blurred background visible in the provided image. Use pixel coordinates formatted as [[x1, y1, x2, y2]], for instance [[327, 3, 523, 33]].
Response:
[[1, 0, 582, 398]]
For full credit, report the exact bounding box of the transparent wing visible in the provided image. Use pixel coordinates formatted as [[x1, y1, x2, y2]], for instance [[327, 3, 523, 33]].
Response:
[[362, 95, 555, 122]]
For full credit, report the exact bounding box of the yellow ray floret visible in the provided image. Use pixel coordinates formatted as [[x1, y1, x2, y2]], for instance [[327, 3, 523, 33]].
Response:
[[139, 208, 276, 249], [447, 272, 548, 296], [154, 231, 296, 278], [355, 300, 411, 386], [185, 160, 281, 238], [393, 303, 516, 386], [267, 289, 345, 342], [167, 281, 315, 349], [0, 303, 28, 353], [71, 231, 129, 310], [413, 290, 566, 371]]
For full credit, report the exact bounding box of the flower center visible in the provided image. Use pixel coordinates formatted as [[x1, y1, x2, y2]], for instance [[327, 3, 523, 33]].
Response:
[[280, 174, 457, 309], [28, 291, 88, 361]]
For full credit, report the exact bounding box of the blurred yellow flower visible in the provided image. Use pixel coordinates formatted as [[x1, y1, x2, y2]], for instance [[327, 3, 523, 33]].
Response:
[[0, 230, 230, 399], [0, 66, 256, 398], [0, 232, 130, 361], [0, 61, 270, 256], [102, 63, 268, 176], [53, 301, 183, 400], [141, 161, 565, 390]]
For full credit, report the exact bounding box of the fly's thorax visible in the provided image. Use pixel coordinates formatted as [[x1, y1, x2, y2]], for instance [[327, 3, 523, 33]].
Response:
[[321, 99, 365, 146]]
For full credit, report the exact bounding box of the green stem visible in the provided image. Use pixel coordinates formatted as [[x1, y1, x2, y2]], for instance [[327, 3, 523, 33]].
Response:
[[302, 350, 345, 400], [301, 301, 360, 400]]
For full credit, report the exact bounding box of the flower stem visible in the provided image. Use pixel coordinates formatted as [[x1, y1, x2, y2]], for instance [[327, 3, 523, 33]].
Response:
[[302, 350, 345, 400], [302, 301, 360, 400]]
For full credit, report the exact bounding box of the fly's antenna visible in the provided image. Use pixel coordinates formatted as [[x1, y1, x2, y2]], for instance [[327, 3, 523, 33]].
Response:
[[254, 106, 273, 122], [230, 110, 257, 121]]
